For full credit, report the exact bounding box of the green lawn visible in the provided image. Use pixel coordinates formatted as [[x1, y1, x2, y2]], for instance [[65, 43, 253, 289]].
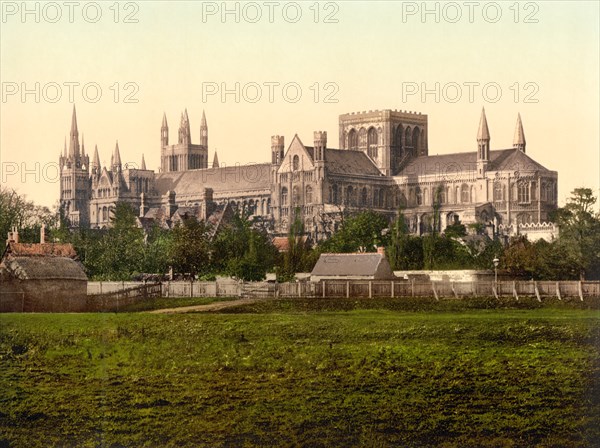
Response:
[[1, 303, 599, 447]]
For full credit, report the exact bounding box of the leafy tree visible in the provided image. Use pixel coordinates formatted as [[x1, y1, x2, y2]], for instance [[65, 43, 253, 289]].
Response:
[[320, 210, 388, 253], [444, 221, 467, 238], [142, 224, 172, 276], [169, 216, 211, 279], [278, 208, 306, 281], [213, 210, 277, 281], [551, 188, 600, 279], [501, 236, 538, 278]]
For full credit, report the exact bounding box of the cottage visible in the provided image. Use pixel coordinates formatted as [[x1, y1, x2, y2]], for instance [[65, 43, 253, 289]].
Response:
[[0, 228, 88, 312], [310, 251, 395, 282]]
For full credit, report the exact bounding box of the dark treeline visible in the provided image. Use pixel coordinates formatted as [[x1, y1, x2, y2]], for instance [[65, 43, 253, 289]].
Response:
[[2, 186, 599, 281]]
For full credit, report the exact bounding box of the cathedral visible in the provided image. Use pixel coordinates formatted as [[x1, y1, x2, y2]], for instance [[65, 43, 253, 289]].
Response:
[[59, 106, 559, 241]]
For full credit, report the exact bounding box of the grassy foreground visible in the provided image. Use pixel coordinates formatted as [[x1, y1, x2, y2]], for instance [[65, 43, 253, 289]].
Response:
[[1, 301, 599, 447]]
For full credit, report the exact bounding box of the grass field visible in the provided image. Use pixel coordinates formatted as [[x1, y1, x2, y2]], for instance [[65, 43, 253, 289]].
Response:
[[1, 299, 599, 447]]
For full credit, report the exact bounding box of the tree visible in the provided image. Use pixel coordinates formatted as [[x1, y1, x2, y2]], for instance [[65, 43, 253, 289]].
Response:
[[278, 208, 306, 281], [320, 210, 388, 253], [169, 216, 212, 279], [552, 188, 600, 279]]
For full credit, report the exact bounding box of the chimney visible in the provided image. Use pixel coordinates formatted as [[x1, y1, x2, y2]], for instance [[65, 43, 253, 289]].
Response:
[[6, 226, 19, 245], [40, 223, 46, 244], [377, 246, 386, 256]]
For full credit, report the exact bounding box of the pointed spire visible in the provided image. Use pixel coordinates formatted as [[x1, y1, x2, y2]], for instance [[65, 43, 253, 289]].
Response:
[[92, 145, 101, 172], [200, 109, 208, 148], [81, 134, 85, 156], [141, 154, 147, 170], [477, 107, 490, 141], [68, 104, 80, 157], [113, 141, 122, 169], [162, 112, 168, 128], [513, 113, 526, 152], [201, 109, 207, 127], [212, 151, 219, 168]]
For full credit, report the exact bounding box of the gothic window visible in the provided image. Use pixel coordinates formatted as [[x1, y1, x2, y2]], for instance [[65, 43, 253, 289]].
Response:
[[293, 186, 300, 206], [346, 186, 355, 206], [373, 188, 380, 207], [379, 189, 385, 208], [367, 127, 378, 160], [405, 127, 412, 148], [494, 182, 503, 202], [416, 187, 423, 206], [292, 155, 300, 171], [461, 184, 470, 203], [518, 182, 530, 203], [395, 125, 404, 149], [361, 187, 368, 206], [348, 129, 358, 149], [541, 183, 547, 201], [531, 181, 537, 201], [332, 184, 339, 204], [281, 187, 288, 206], [358, 128, 367, 148], [305, 186, 313, 204], [423, 187, 429, 206], [412, 127, 420, 153]]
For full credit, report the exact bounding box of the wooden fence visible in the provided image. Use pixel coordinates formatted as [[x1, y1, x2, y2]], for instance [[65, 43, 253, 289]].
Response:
[[86, 283, 162, 311], [84, 280, 600, 303]]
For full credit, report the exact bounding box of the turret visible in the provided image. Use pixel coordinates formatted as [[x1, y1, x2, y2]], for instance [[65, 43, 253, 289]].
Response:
[[178, 109, 191, 145], [476, 107, 490, 177], [113, 141, 122, 172], [212, 151, 219, 168], [140, 153, 147, 170], [314, 131, 327, 161], [271, 135, 285, 165], [161, 112, 169, 147], [513, 113, 526, 153], [200, 110, 208, 147], [91, 145, 101, 176]]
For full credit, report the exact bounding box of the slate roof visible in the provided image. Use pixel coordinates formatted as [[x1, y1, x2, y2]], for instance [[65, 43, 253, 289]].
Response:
[[400, 148, 553, 177], [322, 148, 383, 177], [311, 253, 394, 278], [2, 256, 87, 281], [155, 163, 271, 196]]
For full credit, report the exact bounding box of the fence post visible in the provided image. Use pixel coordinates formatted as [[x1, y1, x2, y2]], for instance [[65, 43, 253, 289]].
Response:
[[369, 281, 372, 298], [513, 281, 519, 301], [534, 281, 541, 302], [578, 281, 584, 302], [451, 282, 458, 299], [323, 281, 326, 298], [411, 279, 415, 297], [432, 282, 439, 301], [346, 281, 350, 298], [391, 281, 394, 298], [556, 282, 561, 301]]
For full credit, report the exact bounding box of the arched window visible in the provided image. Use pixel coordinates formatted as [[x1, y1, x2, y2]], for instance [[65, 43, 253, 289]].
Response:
[[461, 184, 470, 203], [395, 125, 403, 148], [348, 129, 358, 149], [102, 206, 107, 222], [361, 187, 368, 206], [346, 185, 355, 206], [518, 182, 530, 203], [292, 155, 299, 171], [423, 187, 429, 205], [379, 189, 385, 208], [281, 187, 288, 206], [416, 187, 423, 206], [494, 182, 503, 201], [412, 127, 420, 153], [405, 126, 412, 148], [332, 184, 339, 204], [305, 186, 313, 204], [367, 127, 378, 159], [293, 186, 300, 206]]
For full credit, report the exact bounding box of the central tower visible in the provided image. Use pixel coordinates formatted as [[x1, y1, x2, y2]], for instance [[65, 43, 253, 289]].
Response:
[[160, 109, 208, 172]]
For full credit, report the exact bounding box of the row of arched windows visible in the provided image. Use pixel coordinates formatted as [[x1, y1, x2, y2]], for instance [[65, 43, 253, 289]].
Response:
[[281, 186, 313, 206]]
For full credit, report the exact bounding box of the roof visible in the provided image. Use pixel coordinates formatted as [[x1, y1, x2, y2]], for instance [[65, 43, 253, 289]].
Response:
[[4, 242, 78, 258], [311, 253, 394, 278], [1, 256, 87, 281], [400, 148, 553, 177], [155, 163, 271, 196], [322, 148, 383, 177]]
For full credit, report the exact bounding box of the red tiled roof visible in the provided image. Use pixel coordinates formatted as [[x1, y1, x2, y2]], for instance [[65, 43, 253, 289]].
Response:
[[5, 243, 78, 258]]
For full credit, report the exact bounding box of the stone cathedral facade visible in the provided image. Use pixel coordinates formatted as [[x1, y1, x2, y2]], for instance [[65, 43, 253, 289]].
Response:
[[59, 106, 559, 241]]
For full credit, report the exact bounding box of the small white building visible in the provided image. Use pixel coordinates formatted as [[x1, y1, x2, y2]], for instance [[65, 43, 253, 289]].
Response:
[[310, 253, 395, 282]]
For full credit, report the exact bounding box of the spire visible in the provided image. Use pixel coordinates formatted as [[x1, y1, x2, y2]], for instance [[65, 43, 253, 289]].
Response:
[[200, 109, 208, 147], [81, 134, 85, 156], [141, 154, 147, 170], [212, 151, 219, 168], [113, 141, 121, 169], [513, 113, 526, 152], [477, 107, 490, 141], [161, 112, 169, 147], [92, 145, 101, 172], [162, 112, 168, 128], [68, 104, 80, 157]]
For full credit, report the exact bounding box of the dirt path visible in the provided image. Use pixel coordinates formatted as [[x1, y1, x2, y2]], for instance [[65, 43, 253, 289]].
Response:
[[148, 297, 266, 314]]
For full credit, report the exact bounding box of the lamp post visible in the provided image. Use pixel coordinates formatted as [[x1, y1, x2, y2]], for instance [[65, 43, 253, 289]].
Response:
[[493, 257, 499, 285]]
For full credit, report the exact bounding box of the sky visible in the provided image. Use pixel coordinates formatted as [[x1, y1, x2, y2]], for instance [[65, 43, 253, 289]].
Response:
[[1, 1, 599, 209]]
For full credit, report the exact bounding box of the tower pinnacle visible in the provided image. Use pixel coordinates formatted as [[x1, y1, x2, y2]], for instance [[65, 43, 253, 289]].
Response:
[[141, 153, 147, 170], [513, 113, 526, 152], [477, 107, 490, 141], [212, 151, 219, 168], [68, 104, 80, 157], [113, 141, 122, 170]]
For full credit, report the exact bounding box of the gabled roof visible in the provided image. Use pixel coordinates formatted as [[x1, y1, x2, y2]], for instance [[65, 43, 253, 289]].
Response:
[[311, 253, 394, 278], [2, 256, 87, 281], [323, 148, 382, 176], [155, 163, 271, 196], [4, 242, 78, 259], [399, 148, 553, 177]]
